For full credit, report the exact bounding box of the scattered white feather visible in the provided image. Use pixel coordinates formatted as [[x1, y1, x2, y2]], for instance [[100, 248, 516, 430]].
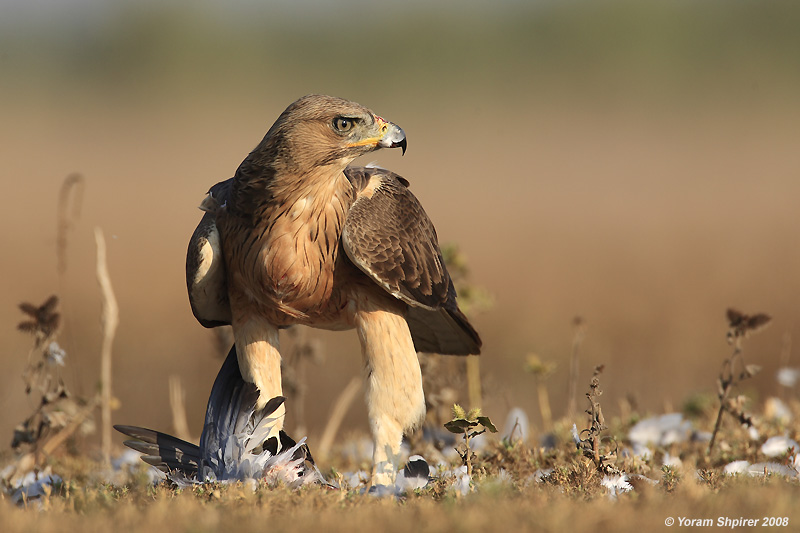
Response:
[[776, 367, 800, 388], [601, 474, 632, 500], [723, 460, 798, 478], [760, 436, 799, 457], [628, 413, 694, 459], [764, 397, 793, 424], [692, 431, 712, 443], [502, 408, 530, 444], [750, 463, 798, 478], [102, 449, 164, 486], [526, 468, 553, 485], [10, 468, 62, 506], [341, 470, 370, 490], [46, 341, 66, 367], [367, 484, 398, 497], [495, 468, 513, 485], [723, 461, 750, 475], [113, 448, 146, 470], [243, 478, 258, 493], [571, 424, 581, 446], [629, 413, 691, 448], [662, 452, 682, 468], [629, 443, 653, 460], [441, 465, 471, 496], [357, 456, 432, 497]]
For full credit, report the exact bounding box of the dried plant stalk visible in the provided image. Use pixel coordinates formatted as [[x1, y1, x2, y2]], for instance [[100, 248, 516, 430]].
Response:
[[318, 376, 361, 460], [282, 327, 323, 436], [525, 354, 556, 432], [40, 395, 100, 458], [169, 375, 192, 442], [707, 308, 769, 456], [95, 227, 119, 466], [466, 355, 482, 411], [56, 174, 84, 277], [574, 365, 617, 474], [538, 384, 553, 431], [566, 316, 586, 419]]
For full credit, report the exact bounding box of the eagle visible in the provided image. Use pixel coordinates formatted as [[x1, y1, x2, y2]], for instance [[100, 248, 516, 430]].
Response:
[[186, 94, 481, 486]]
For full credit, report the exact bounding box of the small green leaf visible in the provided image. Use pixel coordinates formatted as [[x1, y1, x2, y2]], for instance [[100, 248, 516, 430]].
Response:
[[444, 419, 475, 433], [476, 416, 498, 433]]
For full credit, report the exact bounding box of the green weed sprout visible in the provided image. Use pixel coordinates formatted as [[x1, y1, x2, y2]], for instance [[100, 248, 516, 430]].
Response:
[[445, 404, 497, 477]]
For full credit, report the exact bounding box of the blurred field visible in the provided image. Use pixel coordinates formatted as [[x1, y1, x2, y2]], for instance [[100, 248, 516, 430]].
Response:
[[2, 0, 800, 476]]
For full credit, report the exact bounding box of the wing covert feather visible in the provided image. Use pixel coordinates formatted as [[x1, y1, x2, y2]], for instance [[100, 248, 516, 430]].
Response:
[[343, 168, 449, 311]]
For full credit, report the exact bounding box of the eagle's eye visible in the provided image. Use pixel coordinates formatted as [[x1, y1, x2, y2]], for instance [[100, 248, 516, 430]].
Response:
[[333, 117, 355, 133]]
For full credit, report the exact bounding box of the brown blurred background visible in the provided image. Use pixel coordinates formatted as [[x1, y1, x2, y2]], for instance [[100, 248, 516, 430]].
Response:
[[2, 1, 799, 452]]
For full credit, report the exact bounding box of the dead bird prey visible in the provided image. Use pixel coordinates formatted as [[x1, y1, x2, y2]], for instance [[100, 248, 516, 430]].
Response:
[[186, 94, 481, 486], [115, 348, 321, 487]]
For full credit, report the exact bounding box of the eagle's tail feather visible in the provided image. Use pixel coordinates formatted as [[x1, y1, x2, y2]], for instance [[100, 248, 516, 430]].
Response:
[[406, 305, 482, 355]]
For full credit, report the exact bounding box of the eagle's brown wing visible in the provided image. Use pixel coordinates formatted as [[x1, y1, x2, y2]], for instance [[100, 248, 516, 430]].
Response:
[[342, 166, 481, 355], [186, 179, 233, 328]]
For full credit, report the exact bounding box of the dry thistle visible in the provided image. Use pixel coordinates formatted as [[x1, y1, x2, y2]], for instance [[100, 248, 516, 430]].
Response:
[[707, 308, 771, 456], [725, 308, 771, 348], [574, 365, 617, 474], [12, 296, 95, 466], [17, 296, 61, 349]]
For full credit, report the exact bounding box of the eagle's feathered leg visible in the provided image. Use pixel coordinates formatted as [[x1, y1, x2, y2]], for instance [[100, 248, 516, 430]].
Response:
[[355, 295, 425, 487], [232, 313, 286, 433]]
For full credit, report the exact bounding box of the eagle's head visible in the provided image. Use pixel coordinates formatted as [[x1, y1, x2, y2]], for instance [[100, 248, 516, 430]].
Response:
[[246, 94, 406, 175]]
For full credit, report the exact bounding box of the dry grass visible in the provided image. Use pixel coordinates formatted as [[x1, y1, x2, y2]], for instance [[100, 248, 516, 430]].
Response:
[[2, 485, 797, 533], [3, 390, 800, 532]]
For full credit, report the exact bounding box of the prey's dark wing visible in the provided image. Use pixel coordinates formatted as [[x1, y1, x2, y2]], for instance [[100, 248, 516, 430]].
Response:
[[199, 346, 315, 468], [343, 166, 481, 355], [198, 346, 284, 458]]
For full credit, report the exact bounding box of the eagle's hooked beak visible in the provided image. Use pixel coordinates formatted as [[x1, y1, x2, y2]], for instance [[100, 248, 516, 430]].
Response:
[[350, 116, 407, 155], [376, 118, 407, 155]]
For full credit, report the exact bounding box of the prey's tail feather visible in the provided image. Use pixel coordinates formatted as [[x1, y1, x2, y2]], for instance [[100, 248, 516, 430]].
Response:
[[114, 425, 200, 475]]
